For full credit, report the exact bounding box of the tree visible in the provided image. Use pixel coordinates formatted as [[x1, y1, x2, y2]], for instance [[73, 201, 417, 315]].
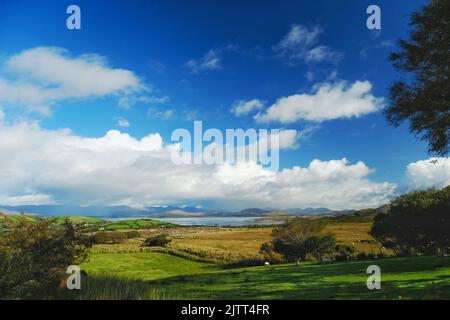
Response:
[[371, 186, 450, 256], [0, 217, 91, 299], [142, 233, 171, 247], [303, 234, 336, 261], [386, 0, 450, 155], [259, 242, 273, 255], [271, 218, 336, 261]]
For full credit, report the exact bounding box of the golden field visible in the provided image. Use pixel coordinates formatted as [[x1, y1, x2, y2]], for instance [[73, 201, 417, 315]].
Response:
[[90, 221, 386, 263]]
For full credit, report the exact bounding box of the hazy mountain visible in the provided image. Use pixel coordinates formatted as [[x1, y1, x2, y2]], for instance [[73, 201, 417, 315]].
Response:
[[0, 204, 360, 218], [0, 204, 218, 218], [285, 207, 333, 215]]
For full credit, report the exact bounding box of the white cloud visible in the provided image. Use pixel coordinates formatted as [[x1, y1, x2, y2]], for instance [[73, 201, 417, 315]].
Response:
[[279, 25, 321, 50], [116, 119, 130, 128], [275, 24, 342, 64], [147, 108, 176, 120], [0, 121, 396, 210], [231, 99, 264, 116], [0, 47, 160, 114], [269, 129, 299, 150], [6, 47, 142, 96], [185, 49, 222, 74], [255, 81, 383, 123], [304, 46, 341, 63], [0, 194, 55, 206], [406, 157, 450, 189]]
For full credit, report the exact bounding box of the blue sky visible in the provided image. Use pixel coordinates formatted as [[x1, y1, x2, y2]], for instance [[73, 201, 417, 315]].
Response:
[[0, 0, 448, 210]]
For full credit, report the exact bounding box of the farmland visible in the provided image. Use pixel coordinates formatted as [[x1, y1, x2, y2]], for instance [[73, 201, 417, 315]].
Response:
[[89, 221, 385, 263], [67, 253, 450, 300], [2, 212, 449, 300]]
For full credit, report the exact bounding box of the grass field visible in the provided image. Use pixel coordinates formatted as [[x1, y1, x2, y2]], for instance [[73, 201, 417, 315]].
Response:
[[100, 219, 174, 231], [82, 252, 218, 280], [0, 213, 174, 233], [169, 228, 273, 263], [3, 213, 448, 300], [89, 222, 386, 263], [77, 253, 450, 300], [324, 222, 384, 253]]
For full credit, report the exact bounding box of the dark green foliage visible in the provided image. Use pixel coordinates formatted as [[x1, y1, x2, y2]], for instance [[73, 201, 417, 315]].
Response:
[[270, 218, 336, 261], [259, 242, 273, 255], [386, 0, 450, 155], [142, 233, 172, 247], [334, 244, 356, 261], [302, 234, 336, 261], [0, 217, 91, 299], [371, 186, 450, 256]]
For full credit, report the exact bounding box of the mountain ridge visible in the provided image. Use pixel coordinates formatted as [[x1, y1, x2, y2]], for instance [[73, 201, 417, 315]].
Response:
[[0, 204, 362, 218]]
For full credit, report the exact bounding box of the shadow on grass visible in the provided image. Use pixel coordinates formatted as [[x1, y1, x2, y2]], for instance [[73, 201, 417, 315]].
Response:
[[55, 256, 450, 300], [150, 256, 450, 300]]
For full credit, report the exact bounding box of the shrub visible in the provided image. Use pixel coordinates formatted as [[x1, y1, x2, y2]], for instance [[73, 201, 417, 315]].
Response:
[[259, 242, 273, 255], [142, 233, 171, 247], [334, 244, 355, 261], [355, 252, 378, 260], [371, 186, 450, 256], [0, 217, 91, 299], [356, 252, 368, 260], [303, 234, 336, 261], [271, 218, 336, 262]]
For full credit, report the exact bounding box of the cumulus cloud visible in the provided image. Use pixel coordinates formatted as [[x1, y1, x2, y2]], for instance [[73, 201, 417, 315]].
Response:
[[231, 99, 265, 116], [185, 49, 222, 74], [0, 47, 162, 114], [255, 81, 383, 123], [406, 157, 450, 189], [275, 24, 342, 64], [256, 129, 299, 150], [0, 121, 396, 210]]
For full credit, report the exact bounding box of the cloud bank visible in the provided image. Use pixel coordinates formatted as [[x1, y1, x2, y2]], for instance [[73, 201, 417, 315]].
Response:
[[0, 121, 397, 210]]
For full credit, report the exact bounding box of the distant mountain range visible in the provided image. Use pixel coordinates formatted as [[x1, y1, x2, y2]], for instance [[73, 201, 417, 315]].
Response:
[[0, 204, 359, 219]]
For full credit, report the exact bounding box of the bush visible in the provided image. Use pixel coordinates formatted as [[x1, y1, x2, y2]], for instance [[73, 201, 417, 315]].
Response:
[[142, 233, 171, 247], [0, 217, 91, 299], [259, 242, 273, 255], [270, 218, 336, 262], [334, 244, 355, 261], [371, 186, 450, 256]]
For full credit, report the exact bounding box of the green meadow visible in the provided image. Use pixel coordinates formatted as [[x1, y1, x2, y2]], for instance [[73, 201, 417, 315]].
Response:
[[64, 253, 450, 300], [3, 212, 449, 300]]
